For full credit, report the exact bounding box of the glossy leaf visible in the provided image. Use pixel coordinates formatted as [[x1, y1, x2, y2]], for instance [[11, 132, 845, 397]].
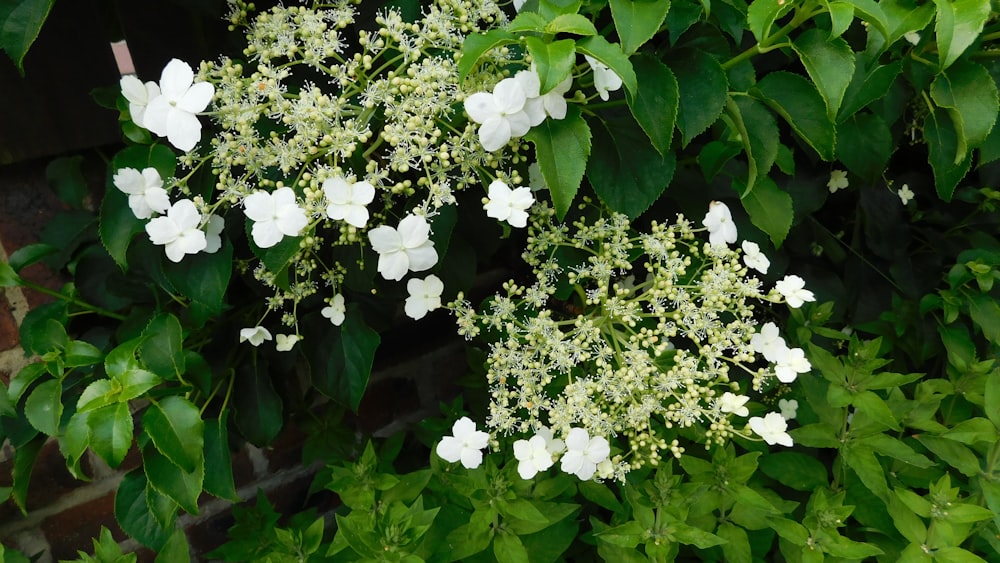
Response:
[[8, 362, 46, 405], [458, 29, 517, 82], [494, 531, 530, 563], [0, 261, 20, 287], [824, 1, 853, 39], [933, 0, 990, 70], [88, 402, 134, 468], [843, 444, 889, 501], [143, 396, 204, 474], [838, 58, 902, 124], [63, 340, 103, 368], [115, 470, 173, 550], [925, 108, 972, 201], [24, 379, 62, 436], [791, 29, 855, 120], [61, 411, 89, 480], [626, 53, 678, 156], [668, 49, 728, 146], [524, 37, 576, 95], [753, 71, 835, 160], [0, 0, 55, 74], [526, 104, 592, 220], [203, 414, 238, 500], [506, 11, 547, 33], [881, 0, 934, 48], [545, 13, 597, 36], [155, 529, 191, 563], [139, 313, 186, 380], [143, 444, 204, 515], [165, 242, 233, 326], [839, 0, 890, 42], [747, 0, 792, 44], [930, 60, 999, 164], [728, 97, 779, 194], [837, 111, 891, 181], [609, 0, 671, 55]]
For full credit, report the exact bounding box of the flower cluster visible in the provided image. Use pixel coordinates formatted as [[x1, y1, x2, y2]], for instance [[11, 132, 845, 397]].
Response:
[[447, 202, 813, 480]]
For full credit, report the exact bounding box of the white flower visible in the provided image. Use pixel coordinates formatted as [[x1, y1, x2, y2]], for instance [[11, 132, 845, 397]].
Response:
[[436, 416, 489, 469], [143, 59, 215, 152], [484, 180, 535, 228], [322, 294, 346, 326], [903, 31, 921, 46], [145, 199, 207, 262], [741, 240, 770, 274], [775, 275, 816, 308], [534, 426, 566, 455], [584, 55, 623, 101], [239, 326, 272, 346], [203, 214, 224, 253], [119, 75, 160, 128], [702, 201, 737, 247], [773, 346, 811, 383], [405, 274, 444, 320], [779, 398, 799, 420], [243, 187, 309, 249], [718, 392, 750, 417], [112, 167, 170, 220], [464, 77, 532, 152], [518, 69, 573, 125], [275, 334, 300, 351], [513, 435, 555, 479], [513, 0, 525, 11], [367, 214, 438, 281], [898, 184, 914, 205], [751, 322, 787, 363], [749, 412, 794, 446], [324, 176, 375, 228], [827, 169, 849, 193], [560, 428, 610, 480]]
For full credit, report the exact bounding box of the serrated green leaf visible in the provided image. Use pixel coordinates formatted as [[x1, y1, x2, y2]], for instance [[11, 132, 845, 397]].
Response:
[[933, 0, 990, 70], [839, 58, 902, 124], [926, 108, 973, 201], [822, 532, 884, 558], [575, 35, 637, 96], [825, 1, 854, 39], [934, 547, 989, 563], [792, 29, 855, 120], [506, 11, 547, 33], [741, 176, 793, 246], [853, 390, 899, 430], [143, 396, 204, 474], [753, 71, 835, 160], [609, 0, 671, 55], [546, 13, 597, 36], [526, 104, 591, 220], [595, 520, 645, 548], [8, 362, 46, 405], [0, 0, 56, 74], [63, 340, 103, 368], [143, 444, 203, 515], [837, 111, 891, 181], [839, 0, 890, 41], [789, 422, 840, 448], [45, 155, 89, 209], [524, 37, 576, 95], [233, 358, 283, 446], [578, 481, 622, 512], [587, 111, 675, 218], [115, 470, 173, 551], [747, 0, 793, 44], [459, 29, 518, 82], [203, 414, 238, 501], [155, 529, 191, 563], [671, 521, 725, 548], [88, 402, 134, 468], [943, 417, 998, 445], [930, 60, 999, 164], [61, 411, 90, 480], [626, 54, 678, 155], [139, 313, 186, 380], [986, 368, 1000, 427], [24, 379, 62, 436], [538, 0, 583, 19], [844, 444, 889, 501], [77, 379, 114, 412], [668, 48, 728, 146], [881, 0, 934, 48], [728, 97, 778, 194]]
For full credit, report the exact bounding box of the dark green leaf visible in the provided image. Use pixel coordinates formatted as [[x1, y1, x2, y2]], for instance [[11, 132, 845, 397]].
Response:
[[0, 0, 56, 74], [836, 111, 891, 181], [933, 0, 990, 70], [139, 313, 186, 380], [64, 340, 103, 368], [143, 445, 203, 515], [575, 35, 637, 96], [747, 0, 793, 43], [8, 363, 47, 405], [925, 108, 973, 201], [741, 176, 793, 246], [115, 470, 173, 551], [11, 435, 43, 514], [668, 49, 728, 146], [825, 1, 854, 39], [7, 243, 57, 273], [862, 433, 934, 467], [609, 0, 671, 55], [143, 396, 204, 474], [839, 0, 890, 42], [930, 60, 999, 163], [791, 29, 855, 120], [0, 260, 21, 287], [753, 71, 835, 160], [526, 104, 592, 220], [578, 481, 622, 512], [843, 444, 889, 501], [24, 379, 62, 436], [203, 414, 238, 501], [626, 54, 679, 155], [165, 242, 233, 326], [881, 0, 934, 48], [233, 358, 283, 446], [728, 97, 778, 194], [155, 529, 191, 563], [45, 155, 89, 209], [758, 452, 828, 491], [88, 402, 134, 468], [587, 111, 675, 218], [838, 58, 902, 124]]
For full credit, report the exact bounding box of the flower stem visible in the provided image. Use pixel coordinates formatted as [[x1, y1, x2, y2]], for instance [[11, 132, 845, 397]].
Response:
[[20, 280, 127, 321]]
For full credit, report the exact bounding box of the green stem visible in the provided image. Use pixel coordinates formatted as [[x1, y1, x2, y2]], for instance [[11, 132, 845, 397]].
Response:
[[20, 280, 127, 321], [722, 7, 820, 71]]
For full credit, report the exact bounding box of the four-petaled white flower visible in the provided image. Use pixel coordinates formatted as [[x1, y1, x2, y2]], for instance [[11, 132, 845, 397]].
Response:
[[405, 274, 444, 320], [275, 334, 300, 352], [534, 426, 566, 455], [560, 428, 610, 480], [702, 201, 737, 247], [239, 326, 272, 346], [484, 179, 535, 228], [203, 214, 224, 254], [324, 176, 375, 228], [113, 167, 170, 220], [718, 392, 750, 417], [749, 412, 794, 447], [243, 187, 309, 249], [368, 214, 438, 281], [519, 69, 572, 125], [751, 322, 786, 362], [322, 294, 346, 326], [513, 435, 555, 479], [584, 55, 623, 101], [741, 240, 770, 274], [145, 199, 207, 262], [119, 75, 160, 129], [827, 169, 849, 193], [779, 398, 799, 420], [898, 184, 914, 205], [773, 346, 811, 383], [775, 275, 816, 308], [464, 76, 532, 152], [436, 416, 489, 469], [143, 59, 215, 152]]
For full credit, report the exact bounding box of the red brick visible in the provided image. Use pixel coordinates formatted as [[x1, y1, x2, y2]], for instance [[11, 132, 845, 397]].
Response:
[[0, 293, 19, 355], [39, 489, 124, 561]]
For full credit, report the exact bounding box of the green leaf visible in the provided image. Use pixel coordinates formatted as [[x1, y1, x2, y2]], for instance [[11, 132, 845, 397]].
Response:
[[925, 108, 973, 201], [575, 35, 637, 96], [524, 37, 576, 95], [526, 104, 592, 220], [143, 396, 204, 474], [668, 48, 728, 146], [747, 0, 793, 44], [933, 0, 990, 70], [880, 0, 934, 48], [458, 29, 518, 82], [165, 242, 233, 326], [930, 60, 999, 164], [836, 111, 891, 181], [670, 521, 725, 548], [578, 481, 622, 512], [824, 1, 854, 39], [64, 340, 103, 368], [0, 0, 55, 74], [716, 521, 752, 563], [791, 29, 855, 120], [139, 313, 186, 380], [838, 58, 902, 124], [789, 422, 840, 448], [8, 363, 45, 405], [758, 452, 828, 491], [506, 11, 547, 33], [753, 71, 836, 160], [155, 529, 191, 563], [538, 0, 583, 19], [595, 520, 645, 548], [917, 434, 981, 476], [943, 417, 998, 445], [626, 53, 679, 156], [741, 176, 793, 246], [546, 13, 597, 36], [728, 97, 778, 194], [862, 433, 934, 468], [587, 111, 675, 218], [115, 470, 173, 551], [88, 402, 134, 468], [24, 379, 62, 436], [839, 0, 890, 42], [143, 445, 203, 515], [853, 390, 899, 430], [61, 411, 89, 479], [609, 0, 672, 55], [45, 155, 89, 209], [11, 435, 43, 514], [117, 368, 163, 403], [935, 547, 989, 563], [233, 358, 284, 446], [823, 532, 884, 558], [0, 260, 21, 287], [986, 367, 1000, 427], [8, 245, 56, 273], [203, 414, 238, 501], [843, 444, 889, 502], [494, 531, 530, 563]]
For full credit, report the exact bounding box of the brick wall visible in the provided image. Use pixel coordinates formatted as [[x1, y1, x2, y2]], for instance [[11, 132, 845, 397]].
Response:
[[0, 157, 467, 560]]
